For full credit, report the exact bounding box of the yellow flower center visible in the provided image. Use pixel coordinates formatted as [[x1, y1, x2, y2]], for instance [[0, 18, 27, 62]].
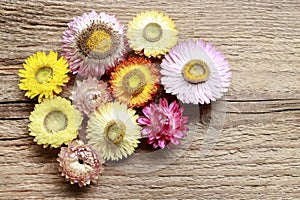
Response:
[[142, 23, 163, 42], [87, 30, 112, 54], [122, 69, 146, 96], [128, 75, 141, 88], [104, 121, 125, 144], [44, 111, 68, 133], [182, 60, 210, 83], [35, 67, 53, 84]]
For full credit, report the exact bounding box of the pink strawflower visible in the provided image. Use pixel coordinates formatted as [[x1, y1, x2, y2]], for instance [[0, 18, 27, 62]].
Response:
[[57, 140, 103, 187], [161, 39, 231, 104], [137, 98, 188, 149], [70, 77, 112, 117], [62, 11, 127, 77]]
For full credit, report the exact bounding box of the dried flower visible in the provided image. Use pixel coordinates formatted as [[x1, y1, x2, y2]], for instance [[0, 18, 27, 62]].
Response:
[[137, 98, 188, 149], [29, 97, 82, 148], [58, 140, 102, 187], [18, 51, 70, 102], [70, 77, 112, 117], [87, 101, 141, 161], [110, 57, 160, 107], [127, 10, 178, 58], [161, 39, 232, 104], [62, 11, 127, 77]]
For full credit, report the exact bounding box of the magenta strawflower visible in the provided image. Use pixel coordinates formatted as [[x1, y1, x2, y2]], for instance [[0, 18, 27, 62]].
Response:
[[161, 39, 231, 104], [137, 98, 189, 149], [70, 77, 112, 117], [62, 11, 127, 77], [57, 140, 103, 187]]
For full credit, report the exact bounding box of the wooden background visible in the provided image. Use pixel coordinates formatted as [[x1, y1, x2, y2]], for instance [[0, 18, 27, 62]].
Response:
[[1, 0, 300, 199]]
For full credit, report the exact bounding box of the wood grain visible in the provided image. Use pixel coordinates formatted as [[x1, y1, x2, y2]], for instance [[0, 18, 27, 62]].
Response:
[[0, 0, 300, 199]]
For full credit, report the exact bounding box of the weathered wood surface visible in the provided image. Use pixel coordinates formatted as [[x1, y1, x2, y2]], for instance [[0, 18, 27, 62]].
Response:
[[0, 0, 300, 199]]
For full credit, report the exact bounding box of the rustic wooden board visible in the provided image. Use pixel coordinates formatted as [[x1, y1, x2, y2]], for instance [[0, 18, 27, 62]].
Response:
[[0, 0, 300, 199]]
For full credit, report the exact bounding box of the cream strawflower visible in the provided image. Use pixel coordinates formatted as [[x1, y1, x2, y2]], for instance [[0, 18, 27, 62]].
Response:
[[86, 101, 141, 161], [127, 10, 178, 58]]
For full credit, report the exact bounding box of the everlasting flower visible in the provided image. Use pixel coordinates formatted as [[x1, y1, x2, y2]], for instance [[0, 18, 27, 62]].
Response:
[[127, 10, 178, 58], [70, 77, 112, 117], [137, 98, 188, 149], [161, 39, 232, 104], [18, 51, 70, 102], [110, 57, 160, 107], [29, 97, 83, 148], [87, 101, 141, 161], [62, 11, 127, 77], [58, 140, 102, 187]]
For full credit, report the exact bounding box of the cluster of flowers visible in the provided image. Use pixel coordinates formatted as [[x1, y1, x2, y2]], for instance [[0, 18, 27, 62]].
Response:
[[18, 11, 231, 187]]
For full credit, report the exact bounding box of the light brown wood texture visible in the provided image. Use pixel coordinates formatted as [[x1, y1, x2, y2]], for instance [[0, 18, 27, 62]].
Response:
[[1, 0, 300, 199]]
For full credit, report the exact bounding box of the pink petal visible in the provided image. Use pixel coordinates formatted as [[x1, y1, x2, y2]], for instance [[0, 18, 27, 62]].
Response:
[[159, 98, 168, 109], [137, 117, 150, 125], [169, 100, 179, 113], [171, 138, 181, 146], [158, 138, 166, 149], [141, 127, 152, 137], [142, 106, 152, 118], [148, 135, 155, 140]]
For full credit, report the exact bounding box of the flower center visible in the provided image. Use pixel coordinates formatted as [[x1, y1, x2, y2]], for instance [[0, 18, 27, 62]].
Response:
[[128, 75, 141, 88], [44, 111, 68, 133], [122, 69, 146, 96], [35, 67, 53, 84], [104, 121, 125, 144], [142, 23, 163, 42], [76, 22, 121, 59], [182, 60, 210, 83], [87, 30, 112, 54], [78, 158, 84, 164]]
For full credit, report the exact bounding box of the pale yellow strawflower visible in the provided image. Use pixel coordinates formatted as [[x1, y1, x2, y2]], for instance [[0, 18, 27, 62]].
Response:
[[29, 97, 82, 148]]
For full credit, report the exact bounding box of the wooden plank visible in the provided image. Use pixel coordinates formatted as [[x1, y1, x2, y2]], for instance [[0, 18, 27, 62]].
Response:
[[0, 121, 299, 199], [0, 0, 300, 199]]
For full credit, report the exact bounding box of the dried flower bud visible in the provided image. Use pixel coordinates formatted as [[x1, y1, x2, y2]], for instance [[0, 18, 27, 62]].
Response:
[[57, 140, 103, 187], [70, 77, 112, 117]]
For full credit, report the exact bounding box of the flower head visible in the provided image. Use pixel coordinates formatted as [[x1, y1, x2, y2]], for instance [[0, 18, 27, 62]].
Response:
[[87, 101, 141, 161], [161, 39, 232, 104], [29, 97, 83, 148], [62, 11, 127, 77], [70, 77, 112, 117], [58, 140, 102, 187], [137, 98, 188, 149], [18, 51, 70, 102], [110, 57, 160, 107], [127, 10, 178, 58]]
